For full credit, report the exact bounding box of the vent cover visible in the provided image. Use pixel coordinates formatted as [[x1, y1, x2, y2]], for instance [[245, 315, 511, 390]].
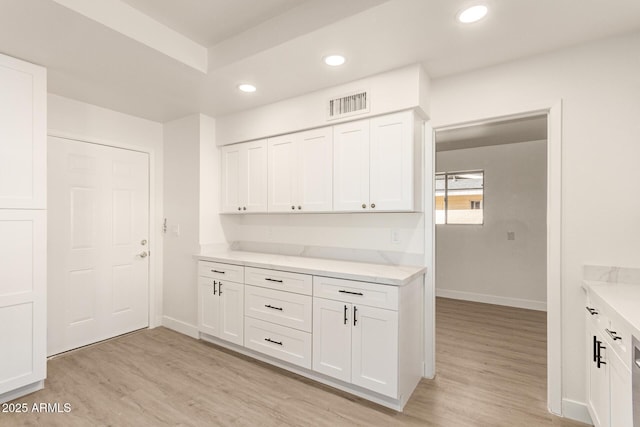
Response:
[[327, 90, 369, 120]]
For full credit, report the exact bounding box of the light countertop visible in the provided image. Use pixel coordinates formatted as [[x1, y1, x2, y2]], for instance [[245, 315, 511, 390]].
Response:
[[195, 250, 426, 286], [584, 280, 640, 338]]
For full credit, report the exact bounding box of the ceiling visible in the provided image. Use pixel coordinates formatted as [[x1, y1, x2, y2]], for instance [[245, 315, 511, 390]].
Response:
[[435, 115, 547, 152], [1, 0, 640, 123]]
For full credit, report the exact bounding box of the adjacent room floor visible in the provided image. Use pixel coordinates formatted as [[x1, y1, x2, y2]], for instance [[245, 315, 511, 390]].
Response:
[[2, 298, 588, 426]]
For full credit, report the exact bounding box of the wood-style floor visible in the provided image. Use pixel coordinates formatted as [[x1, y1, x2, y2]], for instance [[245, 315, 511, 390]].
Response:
[[2, 298, 589, 426]]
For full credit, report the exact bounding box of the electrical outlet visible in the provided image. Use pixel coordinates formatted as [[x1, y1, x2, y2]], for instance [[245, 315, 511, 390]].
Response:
[[172, 224, 180, 237], [391, 229, 401, 244], [507, 231, 515, 240]]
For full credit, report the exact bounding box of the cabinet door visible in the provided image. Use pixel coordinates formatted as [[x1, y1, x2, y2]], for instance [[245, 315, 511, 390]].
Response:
[[609, 349, 632, 427], [268, 134, 298, 212], [198, 277, 220, 337], [0, 210, 46, 395], [333, 119, 370, 212], [351, 305, 398, 398], [297, 128, 333, 212], [220, 144, 242, 213], [242, 140, 268, 213], [369, 111, 414, 211], [218, 280, 244, 346], [0, 54, 46, 209], [588, 331, 610, 427], [312, 298, 352, 382]]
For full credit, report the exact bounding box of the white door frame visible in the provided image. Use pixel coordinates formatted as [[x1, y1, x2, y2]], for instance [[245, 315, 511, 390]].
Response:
[[47, 131, 162, 330], [424, 100, 563, 416]]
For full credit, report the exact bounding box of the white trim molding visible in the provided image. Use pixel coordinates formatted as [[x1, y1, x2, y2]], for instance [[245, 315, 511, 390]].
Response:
[[435, 289, 547, 311], [561, 398, 592, 424], [430, 99, 563, 417], [162, 316, 199, 339]]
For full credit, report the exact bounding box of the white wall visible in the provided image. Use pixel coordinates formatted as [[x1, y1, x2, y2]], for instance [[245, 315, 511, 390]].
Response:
[[162, 115, 201, 334], [215, 64, 430, 145], [47, 94, 164, 326], [430, 31, 640, 415], [225, 212, 425, 266], [435, 140, 547, 310], [163, 113, 225, 336]]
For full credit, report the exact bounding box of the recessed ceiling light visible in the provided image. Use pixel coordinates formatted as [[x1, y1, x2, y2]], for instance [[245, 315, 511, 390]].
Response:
[[238, 83, 256, 93], [324, 55, 346, 67], [457, 5, 488, 23]]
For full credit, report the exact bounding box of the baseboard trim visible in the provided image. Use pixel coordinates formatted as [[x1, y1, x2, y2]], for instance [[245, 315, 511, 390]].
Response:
[[561, 398, 592, 424], [162, 316, 199, 339], [0, 381, 44, 404], [435, 289, 547, 311]]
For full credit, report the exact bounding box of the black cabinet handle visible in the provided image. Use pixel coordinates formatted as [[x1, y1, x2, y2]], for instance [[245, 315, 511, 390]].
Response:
[[339, 290, 364, 296], [213, 281, 217, 295], [219, 283, 223, 295], [265, 278, 284, 283], [605, 328, 622, 341], [593, 335, 597, 362], [596, 340, 606, 368], [265, 338, 282, 346], [211, 269, 226, 274], [343, 305, 348, 325], [353, 306, 358, 326], [265, 304, 283, 311], [585, 306, 598, 315]]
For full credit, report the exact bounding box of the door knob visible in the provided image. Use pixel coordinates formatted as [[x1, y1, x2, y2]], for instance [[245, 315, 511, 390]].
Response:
[[138, 251, 148, 258]]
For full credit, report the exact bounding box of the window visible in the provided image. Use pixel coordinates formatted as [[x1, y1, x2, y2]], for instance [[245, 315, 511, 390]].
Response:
[[435, 170, 484, 225]]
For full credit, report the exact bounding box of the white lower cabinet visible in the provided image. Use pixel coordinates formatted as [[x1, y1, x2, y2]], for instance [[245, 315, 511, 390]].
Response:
[[197, 257, 424, 410], [585, 292, 634, 427], [313, 297, 399, 398], [198, 263, 244, 346], [244, 317, 312, 369]]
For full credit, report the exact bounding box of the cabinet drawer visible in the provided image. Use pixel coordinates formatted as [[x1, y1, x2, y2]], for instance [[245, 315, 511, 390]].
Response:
[[313, 276, 398, 310], [245, 267, 312, 295], [244, 317, 311, 369], [198, 261, 244, 283], [245, 285, 312, 332], [606, 311, 632, 369]]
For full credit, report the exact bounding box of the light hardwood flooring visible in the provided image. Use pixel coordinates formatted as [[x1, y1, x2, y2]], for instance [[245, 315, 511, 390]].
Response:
[[2, 298, 589, 426]]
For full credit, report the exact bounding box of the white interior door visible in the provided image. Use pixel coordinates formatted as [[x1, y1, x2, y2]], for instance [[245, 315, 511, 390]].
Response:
[[48, 137, 150, 356]]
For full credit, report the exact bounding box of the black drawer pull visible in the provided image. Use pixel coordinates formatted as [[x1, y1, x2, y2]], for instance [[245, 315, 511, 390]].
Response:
[[353, 306, 358, 326], [339, 290, 363, 296], [605, 328, 622, 341], [265, 338, 283, 346], [211, 269, 226, 274], [265, 278, 283, 283], [585, 306, 598, 315], [343, 305, 348, 325], [265, 304, 283, 311]]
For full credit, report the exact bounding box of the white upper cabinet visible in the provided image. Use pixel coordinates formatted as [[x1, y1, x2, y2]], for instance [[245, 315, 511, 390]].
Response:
[[369, 112, 414, 211], [0, 53, 46, 209], [334, 111, 416, 212], [221, 140, 267, 213], [297, 127, 333, 212], [268, 128, 333, 213], [333, 119, 370, 212]]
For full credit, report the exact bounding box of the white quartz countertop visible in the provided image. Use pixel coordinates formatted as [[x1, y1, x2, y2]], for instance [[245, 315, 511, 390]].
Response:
[[584, 280, 640, 338], [195, 250, 426, 286]]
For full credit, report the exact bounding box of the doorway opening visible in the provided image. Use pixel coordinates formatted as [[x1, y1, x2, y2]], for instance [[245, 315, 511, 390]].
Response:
[[432, 114, 553, 422]]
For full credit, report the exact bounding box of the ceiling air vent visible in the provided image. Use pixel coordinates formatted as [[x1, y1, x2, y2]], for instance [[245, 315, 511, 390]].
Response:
[[327, 90, 370, 121]]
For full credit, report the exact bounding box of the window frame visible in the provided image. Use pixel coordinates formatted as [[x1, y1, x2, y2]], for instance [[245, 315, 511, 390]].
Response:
[[435, 169, 484, 225]]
